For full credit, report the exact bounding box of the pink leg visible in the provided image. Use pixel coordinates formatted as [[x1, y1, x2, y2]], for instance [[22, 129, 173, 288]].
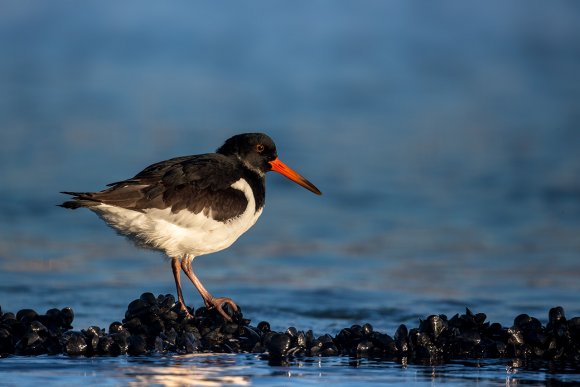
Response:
[[171, 257, 193, 318], [180, 257, 238, 321]]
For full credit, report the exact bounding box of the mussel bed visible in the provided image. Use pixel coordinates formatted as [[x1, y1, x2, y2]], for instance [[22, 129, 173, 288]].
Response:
[[1, 293, 579, 365]]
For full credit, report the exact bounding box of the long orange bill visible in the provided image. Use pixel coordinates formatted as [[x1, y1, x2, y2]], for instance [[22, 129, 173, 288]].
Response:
[[269, 158, 322, 195]]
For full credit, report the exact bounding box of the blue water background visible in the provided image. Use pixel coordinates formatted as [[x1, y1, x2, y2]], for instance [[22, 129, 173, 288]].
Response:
[[1, 1, 580, 385]]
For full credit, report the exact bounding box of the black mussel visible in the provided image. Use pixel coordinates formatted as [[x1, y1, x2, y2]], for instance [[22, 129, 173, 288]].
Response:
[[362, 323, 373, 336], [370, 331, 396, 354], [109, 321, 124, 334], [222, 321, 239, 336], [0, 328, 14, 354], [286, 326, 298, 339], [394, 324, 409, 353], [257, 321, 270, 333], [97, 335, 114, 355], [296, 331, 306, 348], [549, 307, 566, 326], [125, 299, 150, 320], [356, 339, 373, 356], [147, 316, 166, 336], [474, 313, 487, 325], [123, 317, 146, 335], [65, 332, 88, 356], [350, 324, 363, 338], [267, 333, 292, 358], [239, 326, 261, 351], [318, 334, 334, 345], [458, 329, 481, 347], [158, 294, 177, 314], [321, 341, 339, 356], [419, 315, 448, 341], [82, 326, 102, 353], [61, 307, 74, 329], [567, 317, 580, 340], [127, 335, 148, 355], [163, 327, 178, 348], [507, 327, 524, 346], [29, 320, 49, 336], [335, 328, 355, 351], [140, 292, 157, 305], [514, 314, 542, 333], [16, 309, 38, 323], [304, 330, 315, 348]]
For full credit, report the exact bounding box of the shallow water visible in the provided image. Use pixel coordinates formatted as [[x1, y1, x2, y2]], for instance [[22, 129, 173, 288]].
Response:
[[1, 354, 580, 386], [1, 1, 580, 385]]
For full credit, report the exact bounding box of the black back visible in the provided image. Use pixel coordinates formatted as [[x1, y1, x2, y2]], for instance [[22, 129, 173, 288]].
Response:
[[60, 133, 275, 222]]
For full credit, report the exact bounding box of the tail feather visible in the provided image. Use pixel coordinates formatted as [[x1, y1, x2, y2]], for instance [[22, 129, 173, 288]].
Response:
[[59, 192, 101, 209]]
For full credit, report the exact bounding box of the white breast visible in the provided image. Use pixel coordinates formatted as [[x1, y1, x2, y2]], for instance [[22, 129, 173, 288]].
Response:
[[91, 178, 263, 258]]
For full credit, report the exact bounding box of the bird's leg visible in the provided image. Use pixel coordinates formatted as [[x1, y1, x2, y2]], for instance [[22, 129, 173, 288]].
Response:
[[180, 257, 238, 321], [171, 257, 193, 318]]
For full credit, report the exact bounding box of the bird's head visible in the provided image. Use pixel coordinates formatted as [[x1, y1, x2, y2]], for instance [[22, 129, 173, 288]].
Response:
[[217, 133, 321, 195]]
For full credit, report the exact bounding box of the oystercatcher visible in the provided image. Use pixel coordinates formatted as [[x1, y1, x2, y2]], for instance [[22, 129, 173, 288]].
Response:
[[60, 133, 321, 321]]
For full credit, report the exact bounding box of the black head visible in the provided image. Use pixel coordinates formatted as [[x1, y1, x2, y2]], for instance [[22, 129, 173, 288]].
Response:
[[216, 133, 277, 175], [216, 133, 322, 195]]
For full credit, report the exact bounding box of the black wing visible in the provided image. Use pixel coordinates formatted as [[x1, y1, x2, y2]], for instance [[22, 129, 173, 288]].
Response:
[[60, 154, 250, 222]]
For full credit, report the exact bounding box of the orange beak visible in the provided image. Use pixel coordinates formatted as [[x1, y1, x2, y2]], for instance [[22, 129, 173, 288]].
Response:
[[269, 158, 322, 195]]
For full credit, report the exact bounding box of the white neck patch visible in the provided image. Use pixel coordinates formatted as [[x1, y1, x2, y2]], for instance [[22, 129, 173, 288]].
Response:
[[238, 155, 265, 177]]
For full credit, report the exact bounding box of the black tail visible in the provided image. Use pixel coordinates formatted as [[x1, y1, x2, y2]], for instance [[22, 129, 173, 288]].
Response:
[[58, 192, 100, 209]]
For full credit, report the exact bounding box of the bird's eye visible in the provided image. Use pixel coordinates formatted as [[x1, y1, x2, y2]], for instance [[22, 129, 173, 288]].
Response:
[[255, 144, 265, 153]]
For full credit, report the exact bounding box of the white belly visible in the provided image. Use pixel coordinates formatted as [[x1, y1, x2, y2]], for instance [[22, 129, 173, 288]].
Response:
[[90, 179, 263, 258]]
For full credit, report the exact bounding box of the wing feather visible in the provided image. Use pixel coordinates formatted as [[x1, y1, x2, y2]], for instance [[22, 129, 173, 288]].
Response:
[[60, 154, 251, 221]]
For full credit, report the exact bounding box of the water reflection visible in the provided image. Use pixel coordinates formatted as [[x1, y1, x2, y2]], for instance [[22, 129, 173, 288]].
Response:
[[126, 354, 250, 386]]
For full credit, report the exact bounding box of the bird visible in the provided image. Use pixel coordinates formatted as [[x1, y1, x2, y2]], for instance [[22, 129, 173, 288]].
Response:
[[60, 133, 321, 321]]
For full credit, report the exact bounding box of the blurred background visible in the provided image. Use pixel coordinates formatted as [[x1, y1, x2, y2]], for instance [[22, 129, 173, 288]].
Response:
[[1, 1, 579, 333]]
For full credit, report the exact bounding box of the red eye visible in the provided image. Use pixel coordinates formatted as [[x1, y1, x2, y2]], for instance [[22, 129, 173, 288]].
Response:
[[256, 144, 265, 153]]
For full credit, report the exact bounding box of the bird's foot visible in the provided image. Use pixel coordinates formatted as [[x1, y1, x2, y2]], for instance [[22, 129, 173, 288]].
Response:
[[177, 302, 194, 320], [205, 296, 239, 322]]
